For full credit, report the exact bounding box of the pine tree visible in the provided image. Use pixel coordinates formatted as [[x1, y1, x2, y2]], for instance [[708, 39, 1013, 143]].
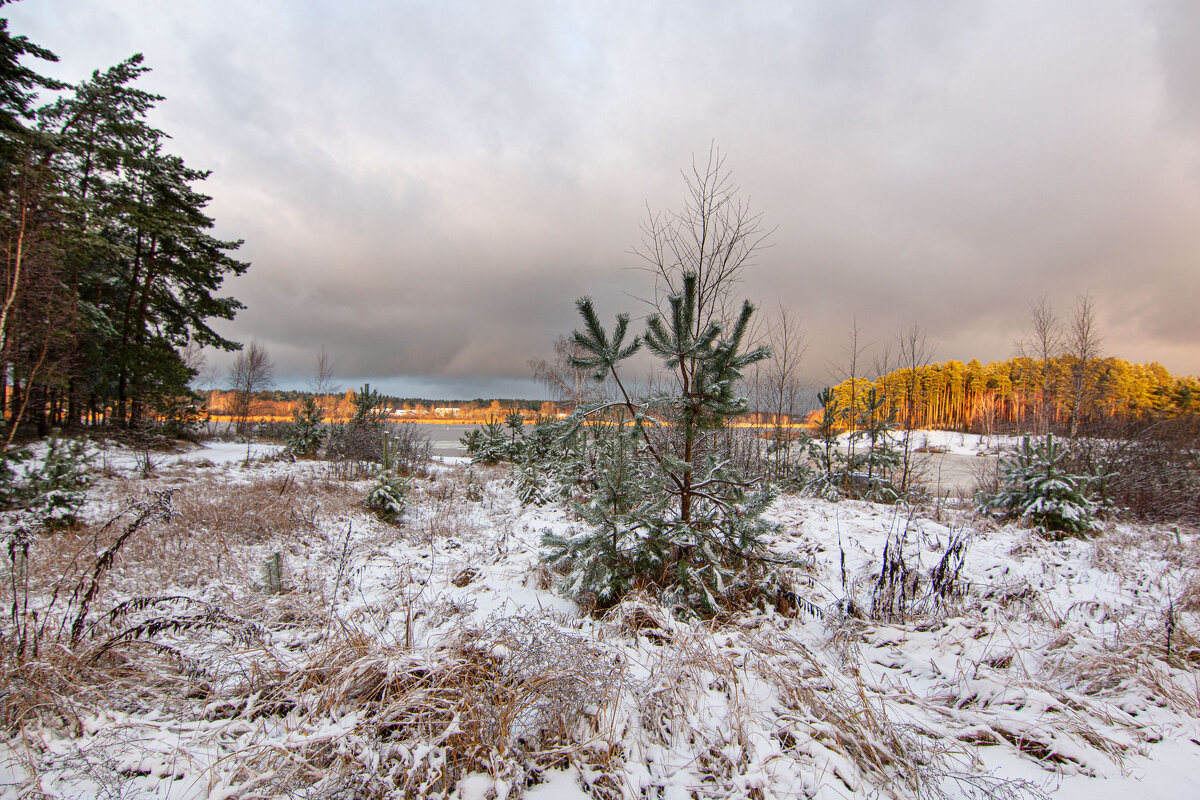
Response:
[[981, 434, 1102, 536], [542, 273, 784, 614], [28, 54, 246, 430], [286, 395, 325, 456]]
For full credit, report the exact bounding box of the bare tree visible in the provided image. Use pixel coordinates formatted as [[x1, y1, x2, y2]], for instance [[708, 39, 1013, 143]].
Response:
[[633, 143, 773, 337], [529, 335, 608, 408], [228, 340, 274, 435], [895, 323, 936, 493], [312, 346, 337, 395], [762, 305, 808, 479], [308, 345, 339, 415], [829, 317, 868, 428], [1017, 296, 1063, 434], [1066, 294, 1103, 438]]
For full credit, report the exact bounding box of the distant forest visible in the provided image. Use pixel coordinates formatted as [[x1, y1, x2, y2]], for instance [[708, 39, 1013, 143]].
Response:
[[203, 390, 555, 424], [822, 355, 1199, 434]]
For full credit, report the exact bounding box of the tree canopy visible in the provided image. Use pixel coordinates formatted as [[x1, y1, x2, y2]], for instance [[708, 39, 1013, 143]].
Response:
[[0, 15, 247, 440]]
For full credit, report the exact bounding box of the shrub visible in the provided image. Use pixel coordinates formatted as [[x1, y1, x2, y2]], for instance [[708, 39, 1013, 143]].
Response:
[[513, 461, 551, 506], [980, 434, 1102, 536], [286, 395, 325, 456], [365, 470, 409, 523], [0, 438, 92, 530], [1065, 415, 1200, 524]]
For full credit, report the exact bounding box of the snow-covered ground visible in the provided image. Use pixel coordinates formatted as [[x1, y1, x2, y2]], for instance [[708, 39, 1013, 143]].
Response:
[[2, 441, 1197, 799]]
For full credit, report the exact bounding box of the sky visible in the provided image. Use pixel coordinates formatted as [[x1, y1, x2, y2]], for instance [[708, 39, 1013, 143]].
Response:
[[8, 0, 1200, 399]]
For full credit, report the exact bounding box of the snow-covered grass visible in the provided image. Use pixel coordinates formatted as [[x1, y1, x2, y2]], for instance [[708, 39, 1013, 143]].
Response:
[[2, 442, 1199, 798]]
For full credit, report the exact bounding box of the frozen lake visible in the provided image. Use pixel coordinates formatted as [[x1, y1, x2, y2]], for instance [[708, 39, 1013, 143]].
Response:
[[413, 423, 989, 495], [415, 423, 484, 458]]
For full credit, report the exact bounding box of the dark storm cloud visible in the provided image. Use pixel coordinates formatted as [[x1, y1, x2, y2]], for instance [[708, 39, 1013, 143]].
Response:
[[8, 0, 1200, 396]]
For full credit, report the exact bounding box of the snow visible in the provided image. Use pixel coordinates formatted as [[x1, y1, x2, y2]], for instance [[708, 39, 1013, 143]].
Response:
[[2, 439, 1198, 799], [835, 429, 1019, 456]]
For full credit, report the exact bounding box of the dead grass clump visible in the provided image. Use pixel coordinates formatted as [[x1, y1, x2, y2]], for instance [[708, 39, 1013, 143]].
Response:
[[869, 516, 972, 623], [750, 631, 942, 796], [216, 613, 622, 798], [1, 492, 243, 733], [104, 471, 363, 593], [606, 593, 674, 644], [1058, 620, 1200, 718], [161, 471, 361, 545], [1178, 572, 1200, 613]]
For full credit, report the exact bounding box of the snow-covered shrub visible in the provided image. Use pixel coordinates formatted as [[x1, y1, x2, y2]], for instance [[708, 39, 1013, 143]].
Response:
[[381, 423, 432, 476], [286, 395, 325, 456], [513, 461, 551, 506], [980, 434, 1102, 536], [326, 384, 412, 478], [365, 470, 409, 523], [800, 387, 902, 502], [1063, 415, 1200, 524], [0, 438, 92, 530], [464, 468, 484, 502], [462, 418, 517, 464]]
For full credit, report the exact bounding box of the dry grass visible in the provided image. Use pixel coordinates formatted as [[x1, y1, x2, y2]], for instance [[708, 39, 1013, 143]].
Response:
[[205, 613, 622, 798], [0, 468, 366, 736], [5, 451, 1198, 799]]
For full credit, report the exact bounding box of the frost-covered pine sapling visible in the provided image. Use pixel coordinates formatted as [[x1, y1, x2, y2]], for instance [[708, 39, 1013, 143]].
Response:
[[797, 388, 847, 500], [513, 460, 552, 506], [543, 427, 669, 605], [466, 418, 519, 464], [981, 434, 1102, 536], [286, 395, 326, 456], [505, 410, 524, 445], [849, 387, 900, 502], [542, 273, 783, 614], [365, 470, 409, 523], [1, 438, 93, 530]]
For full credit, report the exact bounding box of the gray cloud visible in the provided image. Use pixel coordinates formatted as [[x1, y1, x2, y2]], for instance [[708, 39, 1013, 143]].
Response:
[[9, 0, 1200, 396]]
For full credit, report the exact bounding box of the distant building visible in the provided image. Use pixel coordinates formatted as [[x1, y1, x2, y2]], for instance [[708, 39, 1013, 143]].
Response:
[[433, 407, 461, 417]]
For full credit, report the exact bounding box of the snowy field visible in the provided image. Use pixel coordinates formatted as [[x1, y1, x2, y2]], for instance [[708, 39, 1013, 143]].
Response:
[[2, 440, 1198, 799]]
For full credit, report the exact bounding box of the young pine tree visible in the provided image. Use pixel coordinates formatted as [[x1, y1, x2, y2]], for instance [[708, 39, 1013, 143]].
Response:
[[542, 273, 786, 614], [981, 434, 1103, 536]]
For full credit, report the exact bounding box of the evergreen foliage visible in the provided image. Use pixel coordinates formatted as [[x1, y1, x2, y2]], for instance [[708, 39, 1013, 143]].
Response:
[[0, 437, 91, 530], [462, 418, 519, 465], [541, 273, 789, 615], [0, 15, 248, 438], [365, 470, 408, 524], [327, 384, 386, 470], [980, 434, 1103, 536], [286, 395, 325, 456], [513, 460, 552, 506]]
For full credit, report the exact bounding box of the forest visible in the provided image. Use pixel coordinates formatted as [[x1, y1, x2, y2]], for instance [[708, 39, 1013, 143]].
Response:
[[0, 18, 246, 441], [823, 354, 1200, 434]]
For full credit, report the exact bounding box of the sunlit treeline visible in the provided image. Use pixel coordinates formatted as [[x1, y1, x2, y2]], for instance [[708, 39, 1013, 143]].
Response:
[[203, 391, 563, 424], [820, 356, 1200, 433]]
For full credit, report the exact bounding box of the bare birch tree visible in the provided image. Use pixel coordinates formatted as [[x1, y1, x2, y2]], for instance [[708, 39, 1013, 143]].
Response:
[[1066, 294, 1103, 438], [1017, 296, 1064, 435], [633, 143, 773, 337], [228, 340, 274, 435], [529, 335, 607, 408]]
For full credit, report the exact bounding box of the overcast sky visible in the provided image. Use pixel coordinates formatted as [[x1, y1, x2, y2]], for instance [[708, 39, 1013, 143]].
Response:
[[9, 0, 1200, 398]]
